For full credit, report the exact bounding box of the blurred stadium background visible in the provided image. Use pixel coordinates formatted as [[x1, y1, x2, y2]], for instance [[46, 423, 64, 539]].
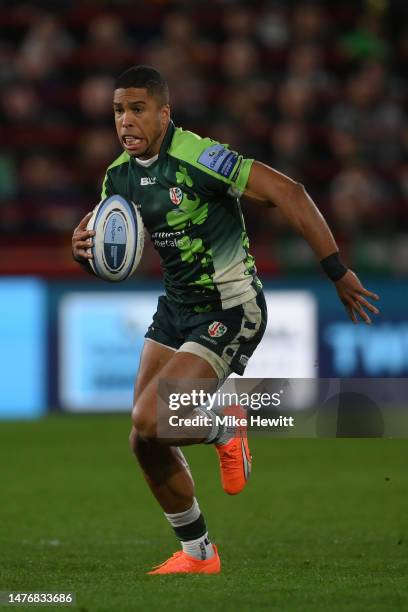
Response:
[[0, 0, 407, 418]]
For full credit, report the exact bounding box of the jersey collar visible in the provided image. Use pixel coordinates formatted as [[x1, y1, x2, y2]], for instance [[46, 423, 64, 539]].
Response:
[[159, 120, 175, 160]]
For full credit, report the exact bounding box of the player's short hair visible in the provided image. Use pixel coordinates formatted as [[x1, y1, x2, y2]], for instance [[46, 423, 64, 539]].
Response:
[[114, 65, 169, 105]]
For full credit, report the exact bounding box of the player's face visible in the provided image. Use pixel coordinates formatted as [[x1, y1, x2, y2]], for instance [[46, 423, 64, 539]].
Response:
[[113, 88, 170, 159]]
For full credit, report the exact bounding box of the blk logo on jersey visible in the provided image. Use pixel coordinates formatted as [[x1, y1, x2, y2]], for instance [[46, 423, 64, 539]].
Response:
[[140, 177, 156, 186], [169, 187, 183, 206], [208, 321, 227, 338]]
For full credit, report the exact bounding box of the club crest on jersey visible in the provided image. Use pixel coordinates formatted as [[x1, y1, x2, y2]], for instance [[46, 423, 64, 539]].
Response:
[[208, 321, 227, 338], [169, 187, 183, 206]]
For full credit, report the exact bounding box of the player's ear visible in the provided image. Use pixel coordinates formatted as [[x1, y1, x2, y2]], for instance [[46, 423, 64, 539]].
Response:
[[160, 104, 170, 128]]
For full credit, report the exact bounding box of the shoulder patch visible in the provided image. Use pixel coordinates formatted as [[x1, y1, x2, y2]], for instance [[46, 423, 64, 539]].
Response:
[[197, 144, 238, 178]]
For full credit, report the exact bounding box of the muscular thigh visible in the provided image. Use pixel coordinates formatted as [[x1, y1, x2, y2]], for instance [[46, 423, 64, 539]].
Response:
[[133, 340, 176, 405], [137, 349, 218, 405], [133, 348, 219, 437]]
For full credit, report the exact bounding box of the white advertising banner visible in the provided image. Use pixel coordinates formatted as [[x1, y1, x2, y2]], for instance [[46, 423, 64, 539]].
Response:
[[229, 291, 317, 409], [59, 291, 160, 411], [239, 290, 317, 378], [59, 289, 317, 412]]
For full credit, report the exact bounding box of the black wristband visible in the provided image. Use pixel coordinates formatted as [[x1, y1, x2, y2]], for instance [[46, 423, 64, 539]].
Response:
[[320, 252, 348, 282]]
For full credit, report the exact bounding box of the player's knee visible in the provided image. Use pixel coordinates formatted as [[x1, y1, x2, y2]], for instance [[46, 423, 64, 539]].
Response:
[[131, 405, 157, 440], [129, 427, 139, 455]]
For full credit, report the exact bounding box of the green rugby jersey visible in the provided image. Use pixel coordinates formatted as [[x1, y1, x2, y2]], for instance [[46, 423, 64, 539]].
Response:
[[101, 121, 262, 311]]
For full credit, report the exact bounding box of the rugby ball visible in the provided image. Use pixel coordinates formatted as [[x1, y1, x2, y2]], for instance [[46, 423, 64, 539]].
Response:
[[86, 194, 144, 282]]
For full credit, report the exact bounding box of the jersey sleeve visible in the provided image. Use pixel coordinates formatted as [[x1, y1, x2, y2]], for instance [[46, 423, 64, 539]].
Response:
[[168, 129, 254, 198], [100, 170, 115, 200], [100, 151, 130, 200]]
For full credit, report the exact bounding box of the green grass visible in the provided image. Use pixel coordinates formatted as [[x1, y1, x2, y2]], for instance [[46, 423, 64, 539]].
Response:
[[0, 415, 407, 611]]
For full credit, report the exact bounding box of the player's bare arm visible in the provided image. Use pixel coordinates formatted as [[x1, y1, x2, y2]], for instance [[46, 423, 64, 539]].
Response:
[[245, 161, 380, 325]]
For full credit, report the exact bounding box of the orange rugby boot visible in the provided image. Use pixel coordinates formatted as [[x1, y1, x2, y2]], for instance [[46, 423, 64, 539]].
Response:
[[147, 545, 221, 575], [215, 405, 252, 495]]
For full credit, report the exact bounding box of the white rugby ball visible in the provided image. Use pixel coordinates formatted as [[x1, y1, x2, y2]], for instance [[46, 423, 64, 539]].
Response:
[[86, 194, 144, 282]]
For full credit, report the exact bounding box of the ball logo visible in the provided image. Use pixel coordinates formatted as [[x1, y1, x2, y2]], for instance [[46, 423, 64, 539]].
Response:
[[169, 187, 183, 206], [208, 321, 227, 338], [104, 211, 127, 270], [88, 194, 144, 282]]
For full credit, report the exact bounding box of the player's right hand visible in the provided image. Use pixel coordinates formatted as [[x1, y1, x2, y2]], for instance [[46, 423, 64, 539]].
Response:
[[72, 212, 95, 262]]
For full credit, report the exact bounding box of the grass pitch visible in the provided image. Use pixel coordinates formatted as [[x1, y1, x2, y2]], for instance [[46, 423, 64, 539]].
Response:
[[0, 415, 407, 612]]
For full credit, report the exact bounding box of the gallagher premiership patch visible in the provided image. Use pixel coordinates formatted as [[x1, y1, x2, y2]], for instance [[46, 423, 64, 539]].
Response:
[[197, 144, 238, 178]]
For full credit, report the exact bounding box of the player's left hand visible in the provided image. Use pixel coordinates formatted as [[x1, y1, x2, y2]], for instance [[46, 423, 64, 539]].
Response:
[[335, 269, 380, 325]]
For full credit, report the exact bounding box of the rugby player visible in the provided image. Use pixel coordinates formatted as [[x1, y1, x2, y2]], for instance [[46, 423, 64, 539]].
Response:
[[72, 66, 380, 574]]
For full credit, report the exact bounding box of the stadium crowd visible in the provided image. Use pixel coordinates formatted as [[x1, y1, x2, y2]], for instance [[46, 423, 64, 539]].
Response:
[[1, 0, 407, 276]]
